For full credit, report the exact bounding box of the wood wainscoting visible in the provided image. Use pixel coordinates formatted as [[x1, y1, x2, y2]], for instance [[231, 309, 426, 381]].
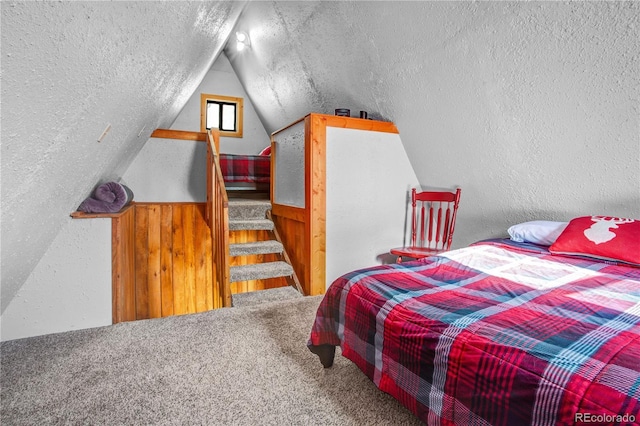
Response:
[[74, 202, 221, 323], [133, 202, 220, 320], [76, 200, 288, 324], [123, 202, 288, 321]]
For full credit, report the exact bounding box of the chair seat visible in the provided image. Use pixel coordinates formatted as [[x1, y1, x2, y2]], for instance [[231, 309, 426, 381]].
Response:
[[390, 246, 446, 259]]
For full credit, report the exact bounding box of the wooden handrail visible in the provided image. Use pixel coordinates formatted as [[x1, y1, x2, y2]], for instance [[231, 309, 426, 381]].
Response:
[[206, 129, 232, 307]]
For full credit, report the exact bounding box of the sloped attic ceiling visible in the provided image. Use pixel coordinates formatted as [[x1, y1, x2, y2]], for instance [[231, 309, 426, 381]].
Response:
[[227, 1, 639, 239], [1, 1, 246, 312]]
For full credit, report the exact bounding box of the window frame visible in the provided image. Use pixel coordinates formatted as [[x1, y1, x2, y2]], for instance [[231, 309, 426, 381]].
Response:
[[200, 93, 243, 138]]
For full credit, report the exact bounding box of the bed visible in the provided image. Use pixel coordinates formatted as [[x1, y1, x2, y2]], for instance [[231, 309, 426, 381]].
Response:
[[219, 152, 270, 191], [308, 219, 640, 425]]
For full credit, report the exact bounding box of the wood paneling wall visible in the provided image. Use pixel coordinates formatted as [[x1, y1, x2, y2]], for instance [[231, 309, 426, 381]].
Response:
[[108, 205, 292, 322], [133, 202, 221, 320], [270, 205, 309, 295]]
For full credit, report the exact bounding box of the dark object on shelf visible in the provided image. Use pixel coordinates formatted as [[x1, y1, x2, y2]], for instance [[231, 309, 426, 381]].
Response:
[[78, 181, 134, 213], [359, 111, 368, 119], [335, 108, 350, 117]]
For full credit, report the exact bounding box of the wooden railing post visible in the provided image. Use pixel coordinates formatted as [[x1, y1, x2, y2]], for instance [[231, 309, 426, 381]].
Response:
[[207, 129, 232, 307]]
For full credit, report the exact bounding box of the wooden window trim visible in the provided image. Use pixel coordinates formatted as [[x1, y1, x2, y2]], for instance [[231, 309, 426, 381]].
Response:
[[200, 94, 243, 138]]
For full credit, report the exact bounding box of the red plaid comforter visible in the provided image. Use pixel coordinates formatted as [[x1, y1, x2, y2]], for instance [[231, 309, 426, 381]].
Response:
[[308, 239, 640, 425], [219, 154, 270, 184]]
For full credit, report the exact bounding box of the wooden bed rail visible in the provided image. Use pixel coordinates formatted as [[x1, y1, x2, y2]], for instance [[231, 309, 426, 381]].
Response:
[[207, 129, 232, 307]]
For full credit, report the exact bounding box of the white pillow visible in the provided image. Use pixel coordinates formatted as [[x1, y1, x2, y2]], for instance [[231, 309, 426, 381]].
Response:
[[507, 221, 569, 246]]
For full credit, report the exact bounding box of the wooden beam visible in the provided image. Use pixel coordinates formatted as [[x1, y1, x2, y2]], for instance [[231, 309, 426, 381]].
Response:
[[316, 113, 399, 134], [150, 129, 207, 141], [308, 114, 327, 297]]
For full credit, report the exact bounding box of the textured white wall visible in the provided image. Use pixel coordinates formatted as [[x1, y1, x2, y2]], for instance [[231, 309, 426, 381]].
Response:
[[229, 1, 640, 249], [1, 218, 111, 341], [123, 53, 270, 202], [122, 139, 207, 203], [1, 1, 245, 312], [170, 52, 271, 155]]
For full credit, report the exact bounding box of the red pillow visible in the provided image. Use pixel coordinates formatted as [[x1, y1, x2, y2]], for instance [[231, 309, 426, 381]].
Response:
[[259, 145, 271, 156], [549, 216, 640, 266]]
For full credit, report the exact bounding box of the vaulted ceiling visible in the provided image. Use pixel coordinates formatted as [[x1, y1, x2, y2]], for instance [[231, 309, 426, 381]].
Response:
[[2, 1, 639, 312], [227, 1, 639, 242]]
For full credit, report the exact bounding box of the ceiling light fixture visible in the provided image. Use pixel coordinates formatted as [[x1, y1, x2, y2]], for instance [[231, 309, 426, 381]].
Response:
[[236, 31, 250, 51]]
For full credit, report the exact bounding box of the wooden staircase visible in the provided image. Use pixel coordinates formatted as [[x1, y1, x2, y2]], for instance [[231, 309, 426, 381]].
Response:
[[71, 129, 303, 325], [227, 198, 302, 302]]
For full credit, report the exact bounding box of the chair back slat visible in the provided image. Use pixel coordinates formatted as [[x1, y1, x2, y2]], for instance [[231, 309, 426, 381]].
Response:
[[410, 190, 418, 247], [409, 188, 461, 252], [442, 207, 451, 248], [436, 205, 443, 248], [420, 205, 427, 247], [428, 205, 434, 248]]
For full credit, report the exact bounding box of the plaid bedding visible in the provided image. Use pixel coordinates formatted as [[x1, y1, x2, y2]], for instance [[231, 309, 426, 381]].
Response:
[[219, 154, 270, 184], [308, 239, 640, 425]]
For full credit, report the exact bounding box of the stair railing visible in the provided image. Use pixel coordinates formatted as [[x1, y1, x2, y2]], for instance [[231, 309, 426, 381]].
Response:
[[207, 129, 232, 307]]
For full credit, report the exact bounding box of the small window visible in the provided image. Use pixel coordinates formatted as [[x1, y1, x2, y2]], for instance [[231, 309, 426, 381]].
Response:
[[200, 94, 243, 138]]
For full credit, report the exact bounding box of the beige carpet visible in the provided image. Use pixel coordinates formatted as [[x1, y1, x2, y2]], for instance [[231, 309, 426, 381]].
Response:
[[1, 295, 422, 425]]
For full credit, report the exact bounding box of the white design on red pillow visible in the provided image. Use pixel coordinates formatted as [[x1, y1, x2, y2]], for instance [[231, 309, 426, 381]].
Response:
[[584, 216, 635, 245]]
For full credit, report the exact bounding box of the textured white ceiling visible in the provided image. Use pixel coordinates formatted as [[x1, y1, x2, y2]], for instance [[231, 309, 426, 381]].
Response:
[[228, 1, 639, 242], [1, 1, 245, 311], [226, 1, 498, 131]]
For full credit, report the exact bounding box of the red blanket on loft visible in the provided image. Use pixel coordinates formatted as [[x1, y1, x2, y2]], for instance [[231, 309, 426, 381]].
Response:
[[218, 154, 270, 184], [308, 239, 640, 425]]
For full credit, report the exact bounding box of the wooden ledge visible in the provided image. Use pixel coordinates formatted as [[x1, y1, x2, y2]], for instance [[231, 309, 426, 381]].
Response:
[[70, 204, 134, 219]]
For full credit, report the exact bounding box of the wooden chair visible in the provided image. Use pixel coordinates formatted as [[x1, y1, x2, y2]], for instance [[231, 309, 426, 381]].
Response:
[[390, 187, 461, 262]]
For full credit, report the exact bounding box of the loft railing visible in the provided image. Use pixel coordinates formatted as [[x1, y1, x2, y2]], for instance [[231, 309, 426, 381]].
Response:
[[207, 129, 232, 307]]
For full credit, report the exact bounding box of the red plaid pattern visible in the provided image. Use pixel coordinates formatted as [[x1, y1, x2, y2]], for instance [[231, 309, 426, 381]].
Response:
[[309, 239, 640, 425], [219, 154, 270, 184]]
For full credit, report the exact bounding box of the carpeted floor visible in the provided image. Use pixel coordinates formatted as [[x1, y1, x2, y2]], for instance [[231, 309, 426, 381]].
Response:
[[1, 294, 422, 425]]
